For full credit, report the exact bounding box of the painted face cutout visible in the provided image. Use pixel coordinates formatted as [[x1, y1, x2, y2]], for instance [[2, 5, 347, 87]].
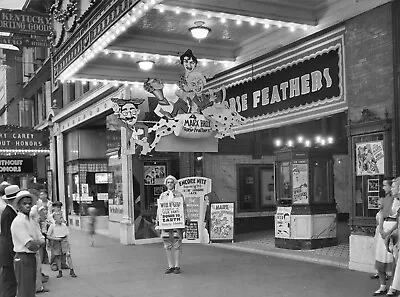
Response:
[[183, 56, 196, 74], [120, 103, 140, 126]]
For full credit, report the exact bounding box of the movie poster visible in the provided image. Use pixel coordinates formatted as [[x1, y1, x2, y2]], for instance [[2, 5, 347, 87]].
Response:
[[356, 141, 385, 176], [292, 160, 309, 204], [143, 165, 166, 185], [275, 207, 292, 238]]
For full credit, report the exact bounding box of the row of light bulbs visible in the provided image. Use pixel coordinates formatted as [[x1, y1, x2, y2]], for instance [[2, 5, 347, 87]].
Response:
[[156, 4, 311, 31], [57, 0, 311, 81], [58, 0, 162, 81], [103, 49, 234, 67], [274, 136, 335, 148], [59, 77, 179, 90]]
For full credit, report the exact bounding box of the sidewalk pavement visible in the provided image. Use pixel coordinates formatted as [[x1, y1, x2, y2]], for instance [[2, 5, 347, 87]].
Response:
[[41, 229, 377, 297]]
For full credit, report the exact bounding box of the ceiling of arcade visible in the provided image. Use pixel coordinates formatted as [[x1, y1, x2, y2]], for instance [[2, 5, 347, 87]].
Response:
[[55, 0, 391, 85]]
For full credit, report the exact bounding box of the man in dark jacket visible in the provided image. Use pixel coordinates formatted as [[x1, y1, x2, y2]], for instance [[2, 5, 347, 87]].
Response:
[[0, 185, 20, 297]]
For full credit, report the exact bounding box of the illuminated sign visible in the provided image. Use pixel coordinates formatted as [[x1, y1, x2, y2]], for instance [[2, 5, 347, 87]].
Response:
[[0, 126, 49, 150], [0, 159, 33, 173]]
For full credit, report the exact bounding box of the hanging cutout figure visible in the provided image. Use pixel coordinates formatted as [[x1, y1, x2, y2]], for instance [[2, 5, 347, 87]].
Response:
[[111, 98, 151, 155]]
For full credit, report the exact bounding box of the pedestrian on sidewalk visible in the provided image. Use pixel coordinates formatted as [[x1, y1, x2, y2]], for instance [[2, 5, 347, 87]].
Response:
[[29, 205, 49, 294], [11, 190, 46, 297], [47, 212, 77, 278], [374, 177, 400, 296], [0, 185, 20, 297], [0, 180, 10, 297], [156, 175, 190, 275], [87, 207, 97, 247]]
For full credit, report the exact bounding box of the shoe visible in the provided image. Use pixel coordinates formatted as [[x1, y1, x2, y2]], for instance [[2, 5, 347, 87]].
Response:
[[36, 287, 49, 293], [56, 271, 62, 278], [174, 267, 181, 274], [387, 291, 399, 297], [165, 267, 174, 274], [371, 273, 379, 279], [70, 269, 77, 278], [373, 289, 388, 296]]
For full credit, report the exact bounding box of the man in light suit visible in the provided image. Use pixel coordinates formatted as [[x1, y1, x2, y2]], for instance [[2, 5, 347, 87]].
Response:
[[0, 185, 20, 297]]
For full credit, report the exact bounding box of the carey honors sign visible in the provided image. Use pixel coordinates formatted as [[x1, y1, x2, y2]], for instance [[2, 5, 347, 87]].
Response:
[[0, 159, 33, 174], [0, 126, 49, 150]]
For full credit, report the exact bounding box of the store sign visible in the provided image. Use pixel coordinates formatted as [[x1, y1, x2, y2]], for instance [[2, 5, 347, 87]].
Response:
[[0, 35, 50, 48], [0, 126, 49, 150], [0, 159, 33, 173], [225, 46, 342, 119], [0, 9, 52, 35]]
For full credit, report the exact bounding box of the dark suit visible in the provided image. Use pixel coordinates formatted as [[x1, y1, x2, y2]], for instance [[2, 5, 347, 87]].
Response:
[[0, 204, 17, 297]]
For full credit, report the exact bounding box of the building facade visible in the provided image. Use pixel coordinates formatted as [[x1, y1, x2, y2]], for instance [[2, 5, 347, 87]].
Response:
[[49, 0, 400, 270]]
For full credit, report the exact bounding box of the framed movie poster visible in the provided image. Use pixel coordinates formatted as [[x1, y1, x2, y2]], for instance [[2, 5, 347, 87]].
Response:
[[368, 196, 380, 210], [144, 165, 166, 185], [368, 179, 379, 192], [210, 202, 235, 242], [356, 141, 385, 176]]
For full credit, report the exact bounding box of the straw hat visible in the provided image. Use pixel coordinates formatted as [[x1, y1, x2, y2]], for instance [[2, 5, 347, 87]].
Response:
[[14, 190, 35, 205], [4, 185, 20, 200]]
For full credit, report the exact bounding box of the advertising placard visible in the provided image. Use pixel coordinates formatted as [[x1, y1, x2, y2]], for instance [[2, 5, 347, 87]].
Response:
[[210, 202, 235, 242], [176, 177, 212, 243], [0, 35, 50, 48], [356, 141, 385, 176], [0, 158, 33, 173], [144, 165, 166, 185], [156, 197, 185, 230], [275, 207, 292, 238], [292, 160, 308, 204]]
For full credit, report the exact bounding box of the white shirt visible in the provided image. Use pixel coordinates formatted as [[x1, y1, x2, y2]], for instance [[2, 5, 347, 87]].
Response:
[[47, 223, 69, 238], [11, 212, 44, 253]]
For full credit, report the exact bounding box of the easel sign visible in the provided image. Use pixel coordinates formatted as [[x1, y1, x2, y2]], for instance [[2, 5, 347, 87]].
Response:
[[209, 202, 235, 243]]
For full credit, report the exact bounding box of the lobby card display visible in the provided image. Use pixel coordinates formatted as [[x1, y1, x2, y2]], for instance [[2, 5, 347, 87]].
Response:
[[176, 177, 211, 243], [209, 202, 235, 242], [356, 141, 385, 176]]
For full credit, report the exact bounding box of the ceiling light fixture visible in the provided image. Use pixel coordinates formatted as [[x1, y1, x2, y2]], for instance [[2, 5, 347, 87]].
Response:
[[137, 60, 155, 71], [189, 21, 211, 40]]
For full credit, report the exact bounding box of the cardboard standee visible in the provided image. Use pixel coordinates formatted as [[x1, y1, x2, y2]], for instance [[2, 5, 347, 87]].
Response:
[[176, 177, 212, 244]]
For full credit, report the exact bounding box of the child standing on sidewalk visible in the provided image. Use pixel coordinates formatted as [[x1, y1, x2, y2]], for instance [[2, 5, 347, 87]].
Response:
[[87, 207, 97, 246], [47, 212, 77, 278]]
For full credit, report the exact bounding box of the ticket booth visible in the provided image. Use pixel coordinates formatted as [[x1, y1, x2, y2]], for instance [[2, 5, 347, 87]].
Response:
[[274, 147, 338, 249]]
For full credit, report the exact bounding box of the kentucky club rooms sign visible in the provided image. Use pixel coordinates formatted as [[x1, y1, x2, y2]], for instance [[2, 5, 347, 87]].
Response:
[[225, 47, 341, 118]]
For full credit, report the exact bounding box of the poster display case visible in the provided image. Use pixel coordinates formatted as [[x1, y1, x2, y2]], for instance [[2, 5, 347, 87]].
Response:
[[274, 147, 337, 249]]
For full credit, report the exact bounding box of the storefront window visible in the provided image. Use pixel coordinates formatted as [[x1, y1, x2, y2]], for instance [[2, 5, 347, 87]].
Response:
[[277, 161, 292, 206], [312, 160, 331, 203], [237, 165, 275, 212]]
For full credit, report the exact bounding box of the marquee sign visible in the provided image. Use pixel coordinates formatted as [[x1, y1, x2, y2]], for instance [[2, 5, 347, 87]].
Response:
[[225, 46, 342, 119], [0, 159, 33, 174], [0, 9, 52, 35], [0, 125, 49, 150]]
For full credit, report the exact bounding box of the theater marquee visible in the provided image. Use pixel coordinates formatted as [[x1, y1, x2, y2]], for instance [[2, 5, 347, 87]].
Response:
[[0, 125, 49, 152]]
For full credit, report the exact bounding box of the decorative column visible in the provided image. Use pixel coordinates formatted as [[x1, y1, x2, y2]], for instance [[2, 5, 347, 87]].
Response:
[[55, 128, 66, 218], [119, 126, 135, 245]]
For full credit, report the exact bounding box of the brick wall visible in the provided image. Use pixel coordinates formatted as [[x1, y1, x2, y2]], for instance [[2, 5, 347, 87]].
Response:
[[345, 3, 394, 121]]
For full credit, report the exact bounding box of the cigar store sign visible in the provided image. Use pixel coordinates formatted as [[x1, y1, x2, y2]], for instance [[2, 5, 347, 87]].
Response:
[[0, 9, 52, 35], [223, 42, 344, 120], [0, 159, 34, 173]]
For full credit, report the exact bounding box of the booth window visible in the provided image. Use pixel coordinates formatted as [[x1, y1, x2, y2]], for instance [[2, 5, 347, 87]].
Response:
[[237, 164, 275, 212]]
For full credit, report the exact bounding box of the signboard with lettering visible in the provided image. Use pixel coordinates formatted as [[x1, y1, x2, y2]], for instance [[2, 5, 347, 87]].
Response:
[[185, 221, 199, 240], [176, 177, 212, 243], [108, 204, 123, 222], [156, 197, 185, 230], [0, 9, 52, 35], [0, 158, 33, 174], [210, 202, 235, 242], [0, 35, 50, 48], [275, 206, 292, 238], [225, 47, 341, 119], [0, 125, 49, 150]]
